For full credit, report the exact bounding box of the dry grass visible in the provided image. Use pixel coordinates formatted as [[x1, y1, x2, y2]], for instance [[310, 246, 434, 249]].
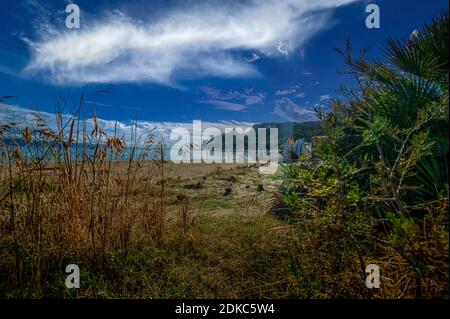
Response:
[[0, 109, 170, 295], [0, 104, 291, 298]]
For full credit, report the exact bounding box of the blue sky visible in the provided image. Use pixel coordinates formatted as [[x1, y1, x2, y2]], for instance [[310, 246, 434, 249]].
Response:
[[0, 0, 448, 133]]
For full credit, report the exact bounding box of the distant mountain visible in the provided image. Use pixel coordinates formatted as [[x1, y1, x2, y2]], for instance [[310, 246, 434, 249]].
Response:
[[215, 120, 325, 154], [253, 121, 324, 145]]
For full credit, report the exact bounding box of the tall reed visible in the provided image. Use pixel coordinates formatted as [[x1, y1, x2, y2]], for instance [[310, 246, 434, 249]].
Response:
[[0, 94, 170, 296]]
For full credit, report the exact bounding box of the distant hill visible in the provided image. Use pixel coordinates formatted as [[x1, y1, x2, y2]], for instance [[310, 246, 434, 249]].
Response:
[[216, 120, 325, 153], [253, 121, 324, 145]]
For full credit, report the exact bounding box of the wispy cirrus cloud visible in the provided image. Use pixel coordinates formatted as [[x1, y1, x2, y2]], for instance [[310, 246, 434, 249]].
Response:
[[86, 100, 143, 111], [319, 94, 331, 101], [200, 99, 247, 111], [247, 53, 261, 63], [273, 97, 317, 122], [199, 86, 266, 111], [275, 84, 305, 97], [0, 65, 16, 77], [23, 0, 359, 85], [275, 89, 297, 96]]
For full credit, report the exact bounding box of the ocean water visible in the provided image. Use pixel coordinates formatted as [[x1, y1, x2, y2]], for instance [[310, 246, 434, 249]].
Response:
[[11, 143, 266, 163]]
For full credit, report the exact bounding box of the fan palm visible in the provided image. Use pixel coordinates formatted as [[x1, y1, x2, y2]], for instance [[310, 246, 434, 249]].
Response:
[[353, 11, 449, 201]]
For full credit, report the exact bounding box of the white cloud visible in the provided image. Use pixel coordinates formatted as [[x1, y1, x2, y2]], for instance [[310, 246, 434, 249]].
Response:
[[248, 53, 261, 62], [276, 41, 289, 56], [319, 94, 331, 101], [0, 65, 16, 77], [275, 89, 297, 96], [275, 84, 305, 97], [199, 86, 266, 111], [273, 97, 317, 122], [23, 0, 359, 85], [200, 99, 247, 111], [410, 29, 420, 40], [0, 103, 253, 143], [86, 100, 143, 111]]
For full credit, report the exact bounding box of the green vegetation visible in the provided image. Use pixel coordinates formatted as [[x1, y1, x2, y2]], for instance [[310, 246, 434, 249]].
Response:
[[278, 12, 449, 298]]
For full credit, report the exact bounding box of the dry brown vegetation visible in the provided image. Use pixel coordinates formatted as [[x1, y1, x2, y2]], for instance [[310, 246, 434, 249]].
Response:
[[0, 107, 296, 298]]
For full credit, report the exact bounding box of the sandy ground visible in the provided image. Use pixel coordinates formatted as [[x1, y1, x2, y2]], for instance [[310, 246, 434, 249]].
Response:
[[160, 162, 284, 217], [1, 160, 284, 217]]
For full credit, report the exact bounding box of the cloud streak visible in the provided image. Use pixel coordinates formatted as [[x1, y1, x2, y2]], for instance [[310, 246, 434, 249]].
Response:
[[0, 103, 253, 143], [273, 97, 317, 122], [200, 99, 247, 111], [319, 94, 331, 101], [199, 86, 266, 111], [23, 0, 358, 85]]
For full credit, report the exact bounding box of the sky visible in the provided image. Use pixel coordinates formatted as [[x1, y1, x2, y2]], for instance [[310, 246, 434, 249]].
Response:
[[0, 0, 448, 139]]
